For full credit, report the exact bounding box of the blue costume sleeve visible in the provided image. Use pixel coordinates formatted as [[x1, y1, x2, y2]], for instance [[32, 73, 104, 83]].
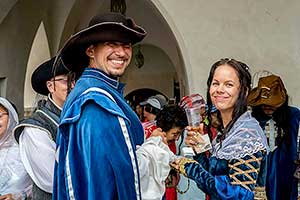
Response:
[[182, 160, 220, 199], [181, 151, 265, 199], [60, 102, 138, 200], [193, 152, 209, 170], [215, 176, 254, 199]]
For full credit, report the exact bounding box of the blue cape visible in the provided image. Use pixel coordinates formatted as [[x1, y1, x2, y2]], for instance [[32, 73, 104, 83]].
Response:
[[53, 68, 144, 200]]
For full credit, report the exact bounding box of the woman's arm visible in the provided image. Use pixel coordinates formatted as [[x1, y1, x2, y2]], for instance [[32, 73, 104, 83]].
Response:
[[173, 150, 267, 199]]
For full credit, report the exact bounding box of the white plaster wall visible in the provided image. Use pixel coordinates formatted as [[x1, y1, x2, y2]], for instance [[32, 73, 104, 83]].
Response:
[[154, 0, 300, 106], [1, 0, 300, 114]]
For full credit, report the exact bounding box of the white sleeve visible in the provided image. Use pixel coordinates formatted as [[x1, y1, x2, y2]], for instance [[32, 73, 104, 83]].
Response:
[[19, 127, 56, 193], [136, 136, 176, 200]]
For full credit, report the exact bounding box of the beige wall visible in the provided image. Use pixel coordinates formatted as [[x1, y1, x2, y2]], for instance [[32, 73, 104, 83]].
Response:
[[153, 0, 300, 106], [0, 0, 299, 116], [0, 0, 48, 115]]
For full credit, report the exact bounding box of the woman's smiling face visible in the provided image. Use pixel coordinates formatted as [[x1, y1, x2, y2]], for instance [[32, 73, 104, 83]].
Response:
[[209, 64, 240, 115]]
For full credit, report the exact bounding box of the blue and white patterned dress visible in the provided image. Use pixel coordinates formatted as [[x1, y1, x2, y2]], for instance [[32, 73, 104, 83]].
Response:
[[178, 111, 269, 200]]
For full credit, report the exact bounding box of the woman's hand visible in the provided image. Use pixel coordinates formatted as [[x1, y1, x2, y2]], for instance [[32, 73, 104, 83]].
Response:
[[0, 194, 14, 200], [185, 123, 210, 153], [170, 157, 197, 177], [185, 123, 205, 147]]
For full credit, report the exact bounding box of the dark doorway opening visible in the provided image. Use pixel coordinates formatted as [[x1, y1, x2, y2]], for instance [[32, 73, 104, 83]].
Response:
[[125, 88, 167, 108]]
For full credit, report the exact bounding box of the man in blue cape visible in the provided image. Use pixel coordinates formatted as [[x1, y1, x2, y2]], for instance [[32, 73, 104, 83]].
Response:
[[53, 12, 175, 200], [248, 74, 300, 200]]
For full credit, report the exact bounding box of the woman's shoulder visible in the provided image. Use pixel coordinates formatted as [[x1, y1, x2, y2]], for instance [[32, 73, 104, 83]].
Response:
[[233, 111, 262, 131], [212, 111, 268, 160], [232, 111, 266, 143]]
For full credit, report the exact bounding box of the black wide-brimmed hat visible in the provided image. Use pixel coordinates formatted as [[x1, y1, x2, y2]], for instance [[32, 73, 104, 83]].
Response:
[[58, 12, 147, 73], [31, 57, 70, 96]]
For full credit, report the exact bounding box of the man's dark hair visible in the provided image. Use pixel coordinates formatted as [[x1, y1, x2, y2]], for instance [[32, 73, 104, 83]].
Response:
[[156, 105, 187, 132]]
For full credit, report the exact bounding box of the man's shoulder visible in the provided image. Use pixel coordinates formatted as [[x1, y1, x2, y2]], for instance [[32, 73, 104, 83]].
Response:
[[67, 86, 117, 111], [14, 121, 52, 143], [22, 126, 51, 138], [64, 79, 114, 107], [287, 106, 300, 125], [61, 86, 125, 125], [289, 106, 300, 115]]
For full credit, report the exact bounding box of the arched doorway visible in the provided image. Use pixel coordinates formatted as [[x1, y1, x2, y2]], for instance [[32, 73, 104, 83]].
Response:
[[0, 0, 190, 115], [24, 21, 51, 117]]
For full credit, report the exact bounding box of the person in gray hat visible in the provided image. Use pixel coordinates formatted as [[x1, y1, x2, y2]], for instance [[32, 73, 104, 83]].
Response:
[[140, 95, 167, 139], [140, 95, 167, 122], [53, 12, 175, 200], [13, 57, 75, 200]]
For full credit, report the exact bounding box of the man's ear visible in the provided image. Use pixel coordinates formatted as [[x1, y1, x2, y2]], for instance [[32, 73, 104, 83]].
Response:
[[86, 45, 95, 58], [46, 80, 54, 93]]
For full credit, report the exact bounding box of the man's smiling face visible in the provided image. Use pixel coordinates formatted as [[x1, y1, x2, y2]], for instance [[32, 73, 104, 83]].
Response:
[[86, 42, 132, 77]]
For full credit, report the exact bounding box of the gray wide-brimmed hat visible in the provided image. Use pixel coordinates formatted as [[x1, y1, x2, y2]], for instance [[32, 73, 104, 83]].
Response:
[[31, 57, 70, 96], [58, 12, 147, 74]]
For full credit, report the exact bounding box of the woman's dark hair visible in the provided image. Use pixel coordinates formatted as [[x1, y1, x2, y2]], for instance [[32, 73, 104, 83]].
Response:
[[156, 105, 188, 132], [251, 96, 291, 146], [206, 58, 251, 142]]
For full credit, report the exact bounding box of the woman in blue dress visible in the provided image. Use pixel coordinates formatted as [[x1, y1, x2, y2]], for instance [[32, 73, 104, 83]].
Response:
[[171, 58, 269, 199]]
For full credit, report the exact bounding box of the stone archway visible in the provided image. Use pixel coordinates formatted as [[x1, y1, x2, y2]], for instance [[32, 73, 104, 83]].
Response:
[[58, 0, 189, 99], [24, 22, 51, 117], [0, 0, 190, 114]]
